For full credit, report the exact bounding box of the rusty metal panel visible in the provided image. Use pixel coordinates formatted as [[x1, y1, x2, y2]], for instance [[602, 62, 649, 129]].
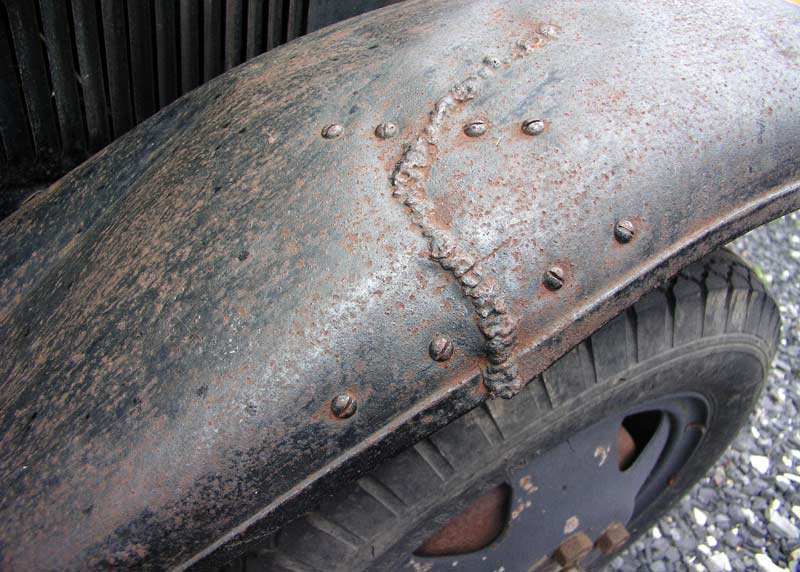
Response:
[[0, 1, 798, 571]]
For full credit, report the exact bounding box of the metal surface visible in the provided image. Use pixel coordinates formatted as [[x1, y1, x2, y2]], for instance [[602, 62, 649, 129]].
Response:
[[0, 0, 799, 571]]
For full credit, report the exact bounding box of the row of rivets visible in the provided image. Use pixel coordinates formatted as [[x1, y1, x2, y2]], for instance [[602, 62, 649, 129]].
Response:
[[322, 118, 547, 141], [465, 118, 545, 137], [323, 122, 400, 140]]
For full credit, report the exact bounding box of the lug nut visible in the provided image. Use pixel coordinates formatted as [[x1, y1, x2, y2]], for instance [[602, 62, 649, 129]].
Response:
[[375, 122, 398, 139], [464, 120, 487, 137], [429, 336, 454, 361], [543, 266, 564, 291], [596, 522, 630, 555], [554, 532, 594, 566], [321, 123, 344, 139], [614, 219, 635, 243], [331, 394, 357, 418], [521, 118, 546, 136]]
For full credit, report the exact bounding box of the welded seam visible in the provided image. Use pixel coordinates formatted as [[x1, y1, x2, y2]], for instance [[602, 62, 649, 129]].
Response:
[[389, 29, 558, 398]]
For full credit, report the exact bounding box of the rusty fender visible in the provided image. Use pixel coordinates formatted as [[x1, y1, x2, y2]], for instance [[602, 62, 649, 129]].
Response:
[[1, 0, 799, 570]]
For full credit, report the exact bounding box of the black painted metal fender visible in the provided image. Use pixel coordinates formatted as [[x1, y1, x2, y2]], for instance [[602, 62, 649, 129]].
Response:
[[1, 1, 799, 570]]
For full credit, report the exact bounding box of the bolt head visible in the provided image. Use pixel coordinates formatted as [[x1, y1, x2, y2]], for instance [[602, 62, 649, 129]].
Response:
[[464, 121, 487, 137], [596, 522, 630, 555], [543, 266, 564, 291], [321, 123, 344, 139], [375, 122, 398, 139], [429, 336, 455, 361], [614, 219, 635, 243], [521, 118, 546, 136], [554, 532, 594, 566], [331, 394, 357, 418]]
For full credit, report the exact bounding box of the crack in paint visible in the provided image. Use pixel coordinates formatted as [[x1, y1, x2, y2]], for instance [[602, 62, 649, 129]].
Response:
[[389, 27, 559, 398]]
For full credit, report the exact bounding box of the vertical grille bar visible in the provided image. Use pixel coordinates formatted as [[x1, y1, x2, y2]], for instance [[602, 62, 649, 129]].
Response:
[[127, 0, 157, 122], [70, 0, 110, 150], [203, 0, 223, 81], [224, 0, 244, 70], [5, 0, 60, 158], [39, 0, 86, 157], [0, 4, 35, 164], [179, 0, 200, 94], [266, 0, 283, 50], [245, 0, 264, 59], [154, 0, 179, 107], [285, 0, 305, 41], [100, 0, 134, 137]]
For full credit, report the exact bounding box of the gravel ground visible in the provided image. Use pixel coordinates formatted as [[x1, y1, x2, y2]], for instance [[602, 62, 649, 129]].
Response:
[[611, 213, 800, 572]]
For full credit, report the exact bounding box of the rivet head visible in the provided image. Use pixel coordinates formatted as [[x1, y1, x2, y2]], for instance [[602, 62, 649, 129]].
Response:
[[464, 120, 487, 137], [596, 522, 630, 555], [543, 266, 564, 290], [375, 122, 398, 139], [321, 123, 344, 139], [554, 532, 594, 566], [521, 118, 546, 136], [429, 336, 454, 361], [614, 219, 636, 243], [331, 394, 357, 418]]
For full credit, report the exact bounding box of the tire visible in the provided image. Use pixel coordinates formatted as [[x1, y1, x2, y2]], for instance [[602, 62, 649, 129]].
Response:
[[228, 248, 781, 572]]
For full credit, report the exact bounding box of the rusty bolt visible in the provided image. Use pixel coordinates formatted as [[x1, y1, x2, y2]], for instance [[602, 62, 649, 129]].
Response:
[[521, 118, 546, 136], [429, 336, 454, 361], [321, 123, 344, 139], [596, 522, 630, 555], [553, 532, 594, 566], [543, 266, 564, 290], [464, 120, 487, 137], [375, 122, 398, 139], [614, 219, 636, 243], [331, 394, 357, 418]]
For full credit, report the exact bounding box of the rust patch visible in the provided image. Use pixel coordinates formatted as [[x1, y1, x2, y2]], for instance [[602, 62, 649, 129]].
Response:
[[389, 28, 558, 398]]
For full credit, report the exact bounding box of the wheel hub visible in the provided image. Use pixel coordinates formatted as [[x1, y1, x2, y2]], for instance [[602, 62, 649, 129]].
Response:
[[406, 395, 708, 572]]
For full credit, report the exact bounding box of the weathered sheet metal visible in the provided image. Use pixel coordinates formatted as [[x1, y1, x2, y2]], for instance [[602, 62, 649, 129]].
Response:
[[0, 0, 798, 570]]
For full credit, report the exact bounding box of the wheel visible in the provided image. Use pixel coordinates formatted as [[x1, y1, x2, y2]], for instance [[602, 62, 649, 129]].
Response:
[[229, 248, 780, 572]]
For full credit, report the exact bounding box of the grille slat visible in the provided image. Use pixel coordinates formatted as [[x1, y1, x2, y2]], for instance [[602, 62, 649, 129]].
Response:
[[0, 4, 35, 164], [40, 0, 86, 158], [127, 0, 157, 123], [154, 0, 179, 108], [245, 0, 264, 59], [179, 0, 201, 94], [70, 0, 110, 150], [100, 0, 134, 137], [203, 0, 223, 82], [286, 0, 305, 41], [224, 0, 244, 71], [266, 0, 284, 50], [5, 0, 59, 159]]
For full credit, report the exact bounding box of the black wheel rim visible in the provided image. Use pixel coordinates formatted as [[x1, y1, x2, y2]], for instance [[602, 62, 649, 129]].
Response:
[[405, 393, 710, 572]]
